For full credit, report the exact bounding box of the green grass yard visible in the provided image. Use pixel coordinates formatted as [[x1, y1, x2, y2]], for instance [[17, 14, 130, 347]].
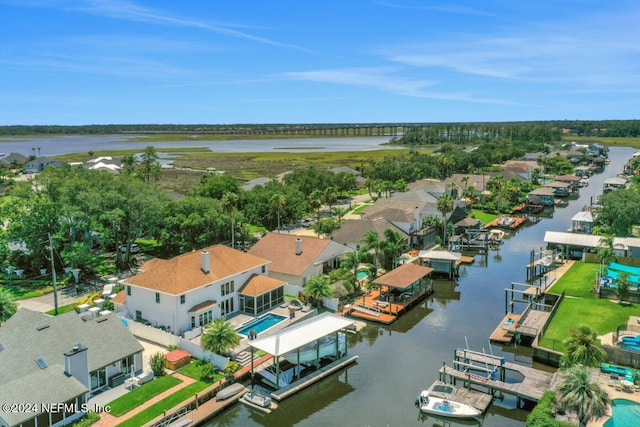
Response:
[[115, 381, 210, 427], [470, 209, 498, 225], [539, 296, 640, 353], [107, 375, 183, 417], [547, 262, 600, 296]]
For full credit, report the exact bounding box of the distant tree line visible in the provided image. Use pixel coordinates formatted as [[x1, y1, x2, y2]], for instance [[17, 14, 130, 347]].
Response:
[[1, 120, 639, 137]]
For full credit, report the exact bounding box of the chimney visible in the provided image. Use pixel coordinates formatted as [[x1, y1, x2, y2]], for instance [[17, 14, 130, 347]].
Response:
[[201, 251, 210, 274], [414, 206, 422, 231], [295, 238, 303, 256], [64, 344, 90, 390]]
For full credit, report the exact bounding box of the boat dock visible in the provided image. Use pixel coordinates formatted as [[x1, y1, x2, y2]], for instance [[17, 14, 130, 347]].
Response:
[[489, 312, 521, 344], [425, 380, 493, 413], [484, 216, 527, 229], [344, 284, 434, 325], [439, 349, 556, 405], [270, 355, 358, 401]]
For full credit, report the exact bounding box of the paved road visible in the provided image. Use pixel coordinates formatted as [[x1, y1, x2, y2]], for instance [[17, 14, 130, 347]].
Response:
[[17, 287, 96, 313]]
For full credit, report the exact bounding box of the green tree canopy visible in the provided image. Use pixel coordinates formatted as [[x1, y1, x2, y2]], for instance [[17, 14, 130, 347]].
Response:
[[201, 318, 241, 357]]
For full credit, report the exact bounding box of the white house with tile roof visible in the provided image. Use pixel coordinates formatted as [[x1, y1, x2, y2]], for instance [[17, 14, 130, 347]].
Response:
[[122, 244, 286, 336], [248, 232, 354, 288], [0, 309, 143, 427]]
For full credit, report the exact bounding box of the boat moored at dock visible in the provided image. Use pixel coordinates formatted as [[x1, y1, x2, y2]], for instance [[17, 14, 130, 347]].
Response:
[[417, 390, 482, 419]]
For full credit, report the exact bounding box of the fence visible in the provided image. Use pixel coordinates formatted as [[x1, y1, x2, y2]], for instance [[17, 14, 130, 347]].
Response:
[[532, 292, 566, 365], [124, 318, 230, 369], [602, 345, 640, 369], [599, 287, 640, 304]]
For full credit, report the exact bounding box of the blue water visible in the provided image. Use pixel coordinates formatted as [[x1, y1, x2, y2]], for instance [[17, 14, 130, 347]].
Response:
[[619, 337, 640, 353], [357, 270, 369, 280], [236, 313, 286, 336], [604, 399, 640, 426]]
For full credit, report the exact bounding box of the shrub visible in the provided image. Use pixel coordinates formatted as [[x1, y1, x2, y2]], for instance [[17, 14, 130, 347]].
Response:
[[526, 391, 575, 427], [200, 363, 217, 381], [72, 411, 100, 426], [149, 352, 166, 377]]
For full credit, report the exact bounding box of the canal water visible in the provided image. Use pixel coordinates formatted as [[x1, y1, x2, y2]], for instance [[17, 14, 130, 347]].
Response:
[[204, 146, 636, 427]]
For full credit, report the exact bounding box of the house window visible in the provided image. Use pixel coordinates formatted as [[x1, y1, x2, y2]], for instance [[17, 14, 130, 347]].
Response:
[[198, 310, 212, 326], [155, 292, 160, 304], [230, 280, 235, 292], [221, 281, 235, 296], [127, 285, 131, 296], [135, 310, 142, 321], [191, 316, 195, 328], [262, 265, 266, 273], [180, 295, 185, 305], [221, 298, 235, 316]]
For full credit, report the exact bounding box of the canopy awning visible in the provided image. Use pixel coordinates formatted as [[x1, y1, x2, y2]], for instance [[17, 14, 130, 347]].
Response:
[[248, 312, 354, 356]]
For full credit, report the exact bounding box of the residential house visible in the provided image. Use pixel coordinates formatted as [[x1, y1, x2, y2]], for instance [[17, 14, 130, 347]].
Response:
[[0, 309, 144, 427], [0, 152, 28, 168], [603, 177, 627, 193], [23, 156, 62, 174], [122, 245, 282, 335], [329, 165, 365, 184], [570, 211, 594, 234], [529, 187, 556, 206], [86, 156, 122, 174], [248, 232, 353, 287], [612, 237, 640, 259], [542, 181, 572, 197]]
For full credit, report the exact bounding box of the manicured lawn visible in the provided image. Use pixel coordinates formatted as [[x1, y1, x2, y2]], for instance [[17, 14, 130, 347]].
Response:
[[116, 381, 210, 427], [548, 262, 600, 296], [108, 375, 183, 417], [471, 209, 498, 225], [351, 204, 370, 214], [0, 285, 44, 300], [177, 361, 224, 383], [539, 298, 640, 352]]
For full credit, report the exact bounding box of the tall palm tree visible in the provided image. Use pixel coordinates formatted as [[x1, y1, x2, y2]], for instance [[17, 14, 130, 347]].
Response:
[[382, 228, 408, 270], [331, 206, 349, 226], [362, 230, 382, 278], [0, 288, 17, 325], [221, 192, 239, 249], [341, 250, 370, 291], [563, 325, 607, 367], [270, 193, 286, 231], [556, 365, 609, 427], [201, 318, 241, 357], [308, 189, 323, 223], [303, 275, 334, 308], [437, 194, 454, 246]]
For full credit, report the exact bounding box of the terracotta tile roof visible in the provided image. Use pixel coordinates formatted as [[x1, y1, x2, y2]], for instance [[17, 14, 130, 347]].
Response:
[[239, 274, 286, 296], [248, 232, 338, 277], [110, 290, 126, 304], [124, 244, 268, 295], [372, 263, 434, 289]]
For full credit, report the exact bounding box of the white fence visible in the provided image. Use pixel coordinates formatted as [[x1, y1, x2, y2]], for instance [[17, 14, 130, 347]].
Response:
[[123, 318, 229, 369]]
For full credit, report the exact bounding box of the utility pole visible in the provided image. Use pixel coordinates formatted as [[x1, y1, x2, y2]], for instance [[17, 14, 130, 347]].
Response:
[[48, 233, 58, 315]]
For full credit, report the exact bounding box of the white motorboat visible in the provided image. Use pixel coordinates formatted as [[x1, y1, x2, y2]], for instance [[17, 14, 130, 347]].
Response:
[[282, 333, 346, 364], [417, 391, 482, 419], [241, 390, 278, 413], [487, 229, 504, 243]]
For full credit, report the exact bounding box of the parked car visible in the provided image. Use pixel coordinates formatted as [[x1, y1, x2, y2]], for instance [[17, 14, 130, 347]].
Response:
[[120, 243, 140, 254], [301, 218, 316, 228]]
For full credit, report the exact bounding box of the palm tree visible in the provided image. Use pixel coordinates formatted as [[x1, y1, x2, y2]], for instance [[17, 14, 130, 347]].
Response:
[[341, 250, 370, 291], [270, 193, 286, 231], [556, 365, 609, 427], [332, 206, 349, 226], [563, 325, 607, 367], [437, 194, 454, 246], [0, 288, 17, 325], [308, 189, 323, 222], [221, 192, 239, 249], [615, 272, 631, 304], [362, 230, 382, 278], [382, 228, 408, 270], [201, 318, 241, 357], [461, 176, 470, 197], [303, 275, 334, 308]]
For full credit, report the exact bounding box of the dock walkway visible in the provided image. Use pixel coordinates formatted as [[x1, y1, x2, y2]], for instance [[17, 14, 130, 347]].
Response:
[[425, 380, 493, 413]]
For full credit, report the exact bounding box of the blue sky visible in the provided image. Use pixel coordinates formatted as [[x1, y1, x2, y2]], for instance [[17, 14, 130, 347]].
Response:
[[1, 1, 639, 125]]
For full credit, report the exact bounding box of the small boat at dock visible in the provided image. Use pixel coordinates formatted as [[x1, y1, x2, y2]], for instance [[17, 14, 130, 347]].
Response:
[[240, 390, 278, 413], [417, 390, 482, 419], [215, 383, 245, 401]]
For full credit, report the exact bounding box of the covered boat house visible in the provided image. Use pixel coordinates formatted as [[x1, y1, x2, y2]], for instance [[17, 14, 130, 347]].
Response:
[[418, 249, 461, 279], [246, 312, 358, 401]]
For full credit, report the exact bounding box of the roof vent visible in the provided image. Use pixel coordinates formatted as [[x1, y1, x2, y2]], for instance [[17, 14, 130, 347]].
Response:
[[36, 324, 50, 331], [36, 357, 48, 369], [96, 317, 108, 323], [295, 238, 303, 256]]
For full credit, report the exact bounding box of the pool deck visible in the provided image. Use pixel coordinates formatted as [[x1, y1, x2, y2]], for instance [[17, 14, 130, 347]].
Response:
[[587, 367, 640, 427]]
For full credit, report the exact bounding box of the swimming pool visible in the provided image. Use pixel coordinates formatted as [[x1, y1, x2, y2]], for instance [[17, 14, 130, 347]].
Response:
[[604, 399, 640, 426], [357, 270, 369, 280], [619, 336, 640, 353], [236, 313, 286, 336]]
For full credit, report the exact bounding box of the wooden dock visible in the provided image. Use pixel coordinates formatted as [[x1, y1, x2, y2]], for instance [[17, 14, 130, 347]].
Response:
[[440, 351, 555, 404], [489, 313, 521, 344], [425, 380, 493, 413], [345, 285, 434, 325], [484, 216, 527, 229]]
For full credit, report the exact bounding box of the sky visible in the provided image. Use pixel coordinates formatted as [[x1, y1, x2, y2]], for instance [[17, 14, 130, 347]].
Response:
[[1, 0, 639, 125]]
